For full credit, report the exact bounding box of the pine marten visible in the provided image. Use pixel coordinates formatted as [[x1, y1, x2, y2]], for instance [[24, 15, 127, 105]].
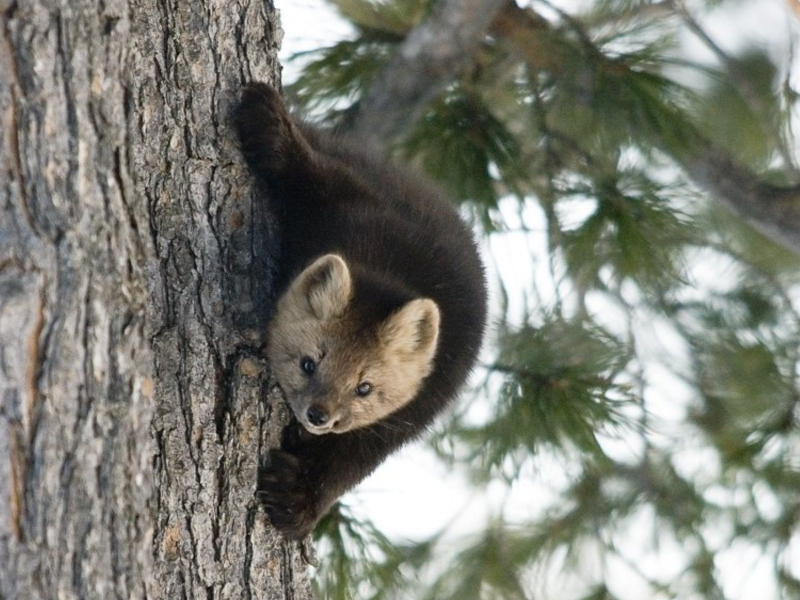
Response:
[[235, 83, 487, 539]]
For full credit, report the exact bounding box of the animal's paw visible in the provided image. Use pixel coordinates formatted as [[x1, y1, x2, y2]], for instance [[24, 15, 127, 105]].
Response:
[[256, 448, 320, 540], [235, 82, 305, 175]]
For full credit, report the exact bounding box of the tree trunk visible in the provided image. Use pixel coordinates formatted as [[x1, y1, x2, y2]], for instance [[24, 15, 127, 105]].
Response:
[[0, 0, 313, 598]]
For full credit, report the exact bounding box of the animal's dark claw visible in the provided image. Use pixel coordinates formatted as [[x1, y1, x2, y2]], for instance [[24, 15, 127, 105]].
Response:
[[256, 448, 319, 540]]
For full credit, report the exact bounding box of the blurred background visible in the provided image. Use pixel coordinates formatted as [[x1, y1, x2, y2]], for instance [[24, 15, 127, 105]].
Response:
[[278, 1, 800, 598]]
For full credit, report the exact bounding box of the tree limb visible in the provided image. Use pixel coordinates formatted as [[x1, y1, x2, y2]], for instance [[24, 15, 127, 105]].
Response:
[[346, 0, 507, 145], [679, 139, 800, 254], [351, 0, 800, 257], [503, 1, 800, 254]]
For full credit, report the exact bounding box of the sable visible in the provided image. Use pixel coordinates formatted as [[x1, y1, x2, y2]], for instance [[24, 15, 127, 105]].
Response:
[[235, 83, 487, 539]]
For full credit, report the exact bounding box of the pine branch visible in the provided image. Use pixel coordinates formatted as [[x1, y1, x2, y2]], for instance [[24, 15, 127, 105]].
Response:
[[675, 0, 797, 170], [679, 138, 800, 255], [349, 0, 800, 257], [500, 3, 800, 258], [345, 0, 506, 144]]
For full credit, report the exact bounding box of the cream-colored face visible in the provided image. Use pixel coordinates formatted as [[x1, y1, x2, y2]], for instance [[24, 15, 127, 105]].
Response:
[[267, 254, 440, 435]]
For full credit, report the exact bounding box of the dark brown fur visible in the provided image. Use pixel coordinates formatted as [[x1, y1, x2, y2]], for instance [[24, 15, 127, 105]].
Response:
[[235, 83, 487, 539]]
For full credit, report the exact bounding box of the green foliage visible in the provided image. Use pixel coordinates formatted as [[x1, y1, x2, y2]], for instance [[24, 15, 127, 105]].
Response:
[[695, 49, 780, 168], [691, 336, 794, 463], [672, 268, 800, 466], [561, 171, 694, 294], [420, 525, 533, 600], [312, 503, 435, 600], [289, 37, 394, 116], [288, 0, 432, 118], [457, 317, 634, 477], [698, 201, 800, 278], [331, 0, 432, 34], [287, 0, 800, 598], [550, 56, 699, 155], [401, 86, 524, 223]]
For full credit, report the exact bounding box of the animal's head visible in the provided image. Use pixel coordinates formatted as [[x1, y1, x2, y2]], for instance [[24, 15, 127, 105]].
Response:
[[267, 254, 440, 435]]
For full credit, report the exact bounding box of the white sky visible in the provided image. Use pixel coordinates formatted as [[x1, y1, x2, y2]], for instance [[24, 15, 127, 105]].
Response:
[[275, 1, 800, 597]]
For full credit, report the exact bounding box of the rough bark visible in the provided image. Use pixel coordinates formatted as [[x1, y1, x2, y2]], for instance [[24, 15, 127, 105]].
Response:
[[0, 0, 313, 598]]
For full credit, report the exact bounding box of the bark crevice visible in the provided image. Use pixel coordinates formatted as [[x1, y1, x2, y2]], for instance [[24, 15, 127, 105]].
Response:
[[1, 1, 311, 598]]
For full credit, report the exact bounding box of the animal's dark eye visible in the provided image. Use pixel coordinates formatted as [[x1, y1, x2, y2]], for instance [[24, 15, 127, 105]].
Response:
[[356, 382, 372, 397], [300, 357, 316, 375]]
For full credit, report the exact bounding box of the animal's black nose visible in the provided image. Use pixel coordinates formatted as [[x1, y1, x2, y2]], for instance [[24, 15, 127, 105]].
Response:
[[307, 405, 329, 426]]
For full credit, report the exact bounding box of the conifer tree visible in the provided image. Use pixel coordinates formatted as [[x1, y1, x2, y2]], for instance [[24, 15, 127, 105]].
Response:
[[287, 1, 800, 598]]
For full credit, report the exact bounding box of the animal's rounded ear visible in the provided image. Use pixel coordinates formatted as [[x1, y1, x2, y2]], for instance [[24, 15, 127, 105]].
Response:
[[381, 298, 440, 365], [292, 254, 352, 320]]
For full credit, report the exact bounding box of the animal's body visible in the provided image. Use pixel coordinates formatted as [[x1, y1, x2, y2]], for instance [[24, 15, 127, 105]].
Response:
[[235, 83, 487, 539]]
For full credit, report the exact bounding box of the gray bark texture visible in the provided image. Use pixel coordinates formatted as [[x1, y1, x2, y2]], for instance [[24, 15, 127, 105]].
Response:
[[0, 0, 314, 598]]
